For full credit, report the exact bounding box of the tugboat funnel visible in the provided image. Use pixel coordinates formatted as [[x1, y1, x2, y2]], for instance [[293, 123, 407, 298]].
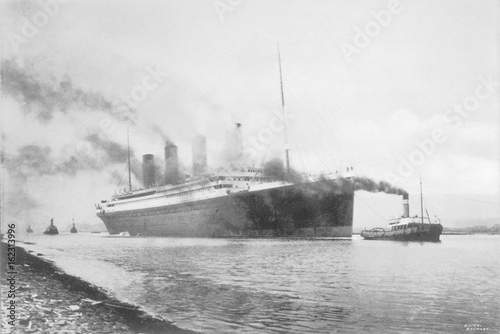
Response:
[[403, 193, 409, 217]]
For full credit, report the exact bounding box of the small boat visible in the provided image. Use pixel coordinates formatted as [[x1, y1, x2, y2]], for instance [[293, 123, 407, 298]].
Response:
[[43, 218, 59, 235], [361, 180, 443, 242], [26, 225, 34, 233], [70, 219, 78, 233], [361, 215, 443, 242]]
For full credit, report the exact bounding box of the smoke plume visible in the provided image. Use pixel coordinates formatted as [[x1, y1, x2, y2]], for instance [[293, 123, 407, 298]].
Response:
[[262, 158, 304, 184], [352, 176, 407, 196], [2, 131, 143, 223], [1, 59, 135, 122], [4, 138, 142, 180], [85, 133, 142, 181]]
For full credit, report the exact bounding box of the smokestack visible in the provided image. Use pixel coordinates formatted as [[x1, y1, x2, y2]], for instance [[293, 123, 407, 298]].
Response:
[[225, 123, 243, 165], [235, 123, 243, 158], [403, 193, 409, 217], [164, 142, 179, 185], [192, 135, 207, 176], [142, 154, 155, 188]]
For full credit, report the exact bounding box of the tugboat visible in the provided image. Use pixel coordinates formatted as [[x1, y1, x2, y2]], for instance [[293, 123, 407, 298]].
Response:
[[26, 225, 33, 233], [361, 180, 443, 242], [70, 219, 78, 233], [43, 218, 59, 235]]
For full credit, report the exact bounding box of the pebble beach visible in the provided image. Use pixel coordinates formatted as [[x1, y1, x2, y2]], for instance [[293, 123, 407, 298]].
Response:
[[0, 242, 194, 334]]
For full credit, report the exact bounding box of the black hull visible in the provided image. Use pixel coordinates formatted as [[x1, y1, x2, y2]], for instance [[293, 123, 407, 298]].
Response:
[[97, 179, 354, 238], [361, 224, 443, 242], [43, 226, 59, 235]]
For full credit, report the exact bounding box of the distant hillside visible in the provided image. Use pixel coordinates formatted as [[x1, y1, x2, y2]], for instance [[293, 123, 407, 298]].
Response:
[[445, 217, 500, 228]]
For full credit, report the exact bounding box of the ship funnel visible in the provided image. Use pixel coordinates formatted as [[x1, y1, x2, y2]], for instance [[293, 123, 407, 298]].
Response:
[[164, 142, 179, 185], [225, 123, 243, 164], [142, 154, 155, 188], [403, 193, 409, 217], [192, 135, 207, 176]]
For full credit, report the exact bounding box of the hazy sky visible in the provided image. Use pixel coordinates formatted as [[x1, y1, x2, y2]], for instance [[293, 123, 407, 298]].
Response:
[[1, 0, 499, 231]]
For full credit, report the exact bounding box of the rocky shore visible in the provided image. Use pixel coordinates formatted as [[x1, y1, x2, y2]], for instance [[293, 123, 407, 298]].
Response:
[[1, 242, 195, 334]]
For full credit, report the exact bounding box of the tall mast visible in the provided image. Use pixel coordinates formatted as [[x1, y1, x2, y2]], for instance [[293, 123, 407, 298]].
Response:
[[420, 175, 424, 224], [277, 43, 290, 174], [127, 127, 132, 192]]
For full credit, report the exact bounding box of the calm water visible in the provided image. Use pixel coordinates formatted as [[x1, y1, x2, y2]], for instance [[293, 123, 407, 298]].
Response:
[[19, 233, 500, 333]]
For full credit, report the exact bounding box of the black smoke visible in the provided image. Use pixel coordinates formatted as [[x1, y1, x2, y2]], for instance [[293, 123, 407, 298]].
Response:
[[4, 135, 141, 181], [263, 158, 304, 184], [1, 59, 135, 122], [2, 132, 144, 221], [352, 176, 407, 196], [84, 133, 142, 181]]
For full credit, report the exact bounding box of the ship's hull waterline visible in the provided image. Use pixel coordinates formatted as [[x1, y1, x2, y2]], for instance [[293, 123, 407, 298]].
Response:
[[98, 179, 354, 238]]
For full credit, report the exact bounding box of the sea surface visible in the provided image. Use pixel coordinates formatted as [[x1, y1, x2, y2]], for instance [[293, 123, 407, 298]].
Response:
[[18, 233, 500, 333]]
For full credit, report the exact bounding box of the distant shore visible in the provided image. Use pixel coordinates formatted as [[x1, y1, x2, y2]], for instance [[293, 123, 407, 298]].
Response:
[[0, 241, 195, 334]]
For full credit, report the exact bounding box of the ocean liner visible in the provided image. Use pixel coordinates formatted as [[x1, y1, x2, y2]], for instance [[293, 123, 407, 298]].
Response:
[[96, 153, 355, 237], [96, 50, 355, 237]]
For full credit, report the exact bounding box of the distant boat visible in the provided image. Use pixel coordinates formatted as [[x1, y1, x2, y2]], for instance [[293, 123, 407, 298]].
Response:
[[70, 219, 77, 233], [26, 225, 33, 233], [361, 180, 443, 242], [43, 218, 59, 235]]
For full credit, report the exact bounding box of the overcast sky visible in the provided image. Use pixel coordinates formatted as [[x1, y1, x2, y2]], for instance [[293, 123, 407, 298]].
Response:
[[1, 0, 499, 231]]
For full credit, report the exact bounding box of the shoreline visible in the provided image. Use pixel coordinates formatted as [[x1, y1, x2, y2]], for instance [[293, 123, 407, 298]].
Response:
[[1, 241, 195, 334]]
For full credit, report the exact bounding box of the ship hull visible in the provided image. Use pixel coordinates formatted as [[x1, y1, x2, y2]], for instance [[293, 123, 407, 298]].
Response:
[[97, 179, 354, 237], [361, 224, 443, 242]]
